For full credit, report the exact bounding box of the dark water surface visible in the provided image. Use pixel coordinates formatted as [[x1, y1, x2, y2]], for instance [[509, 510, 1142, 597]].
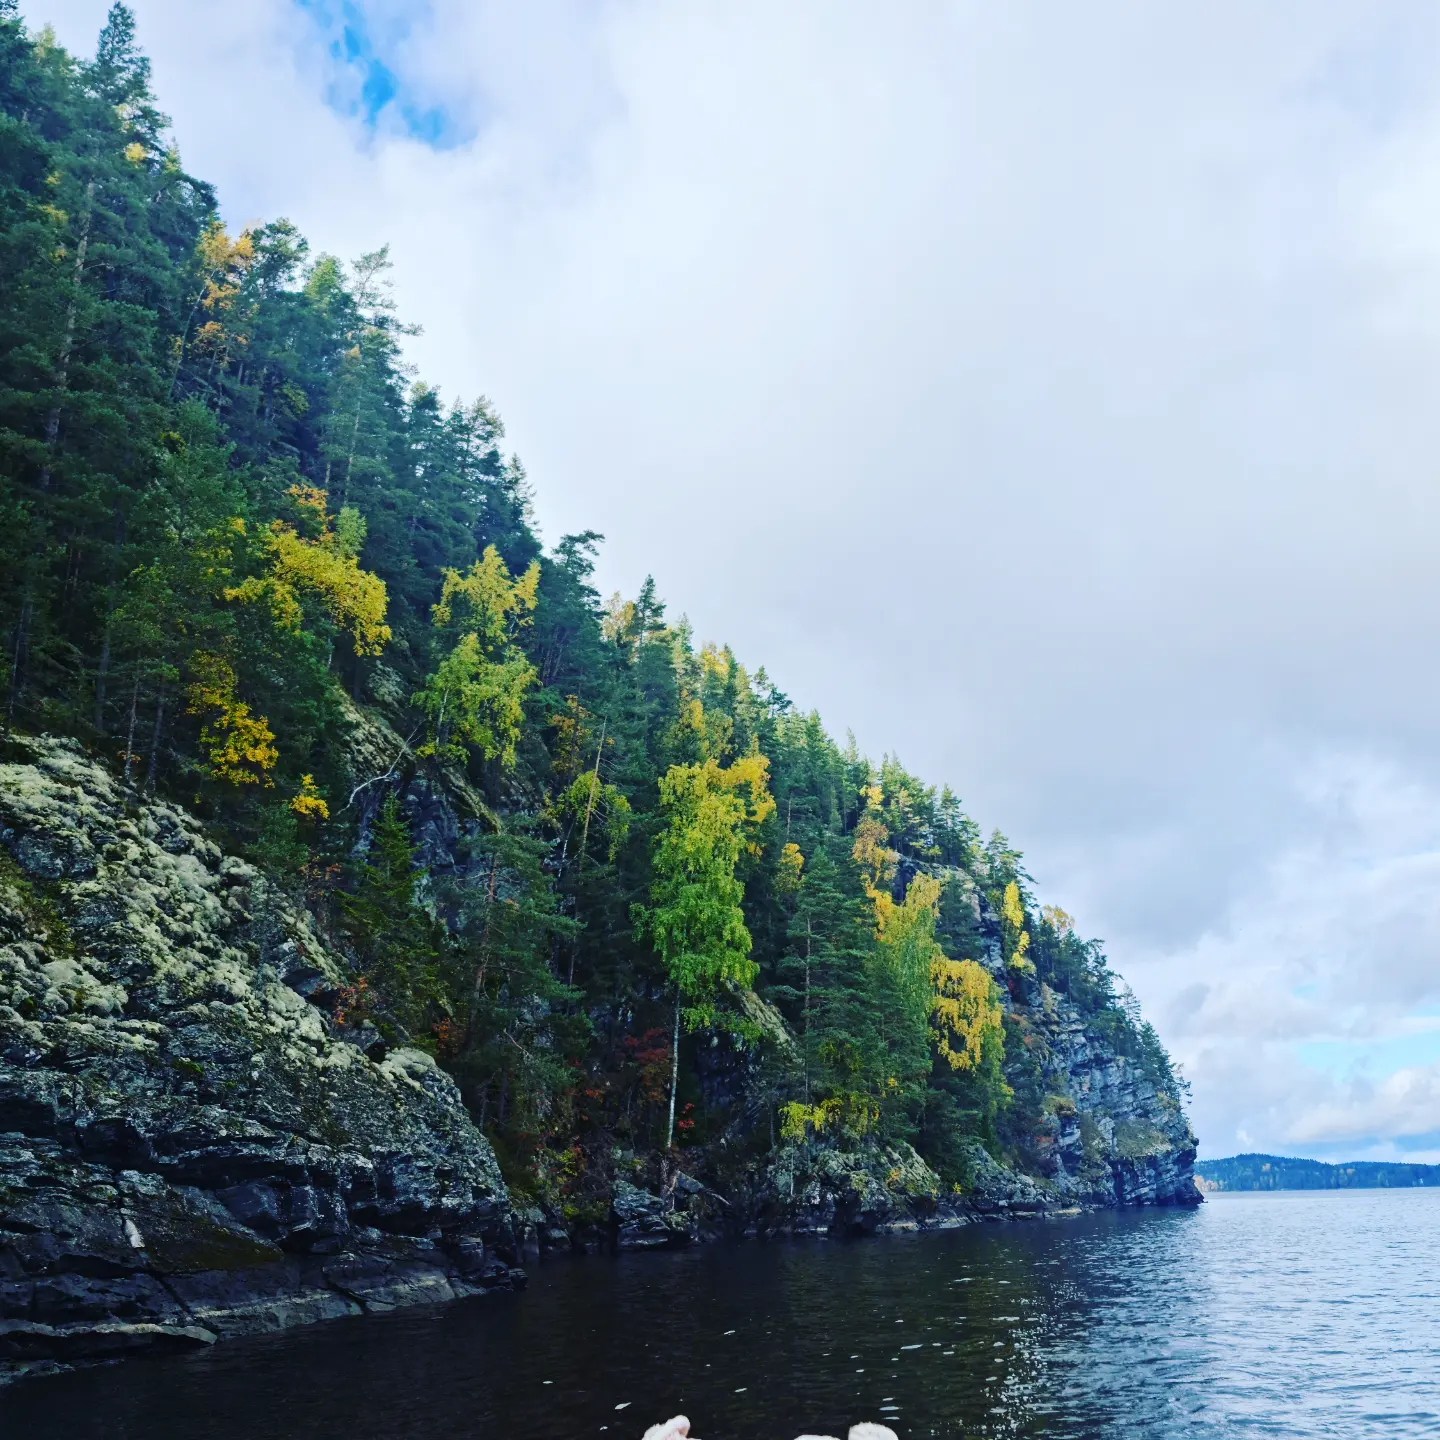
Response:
[[9, 1189, 1439, 1439]]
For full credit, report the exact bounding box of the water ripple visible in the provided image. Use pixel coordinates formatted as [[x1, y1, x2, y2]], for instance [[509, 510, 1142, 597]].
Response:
[[9, 1189, 1439, 1439]]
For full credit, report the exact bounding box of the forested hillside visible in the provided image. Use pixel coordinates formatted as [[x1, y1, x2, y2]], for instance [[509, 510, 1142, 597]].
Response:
[[0, 4, 1191, 1225], [1196, 1155, 1440, 1191]]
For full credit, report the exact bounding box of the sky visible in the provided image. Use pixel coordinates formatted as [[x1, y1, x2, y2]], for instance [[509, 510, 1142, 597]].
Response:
[[28, 0, 1440, 1164]]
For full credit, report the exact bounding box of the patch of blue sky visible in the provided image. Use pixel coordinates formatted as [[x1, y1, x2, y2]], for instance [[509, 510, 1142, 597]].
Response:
[[1295, 1018, 1440, 1080], [1303, 13, 1439, 138], [291, 0, 474, 149]]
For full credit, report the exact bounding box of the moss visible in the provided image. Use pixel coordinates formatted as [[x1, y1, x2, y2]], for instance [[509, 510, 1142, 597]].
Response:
[[1113, 1118, 1169, 1159], [561, 1198, 608, 1229], [1078, 1111, 1105, 1163], [130, 1202, 282, 1273], [0, 847, 76, 963]]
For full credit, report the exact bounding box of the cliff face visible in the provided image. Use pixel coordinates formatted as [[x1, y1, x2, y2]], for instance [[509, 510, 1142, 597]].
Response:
[[0, 733, 1196, 1382], [710, 983, 1198, 1243], [590, 887, 1198, 1248], [0, 737, 518, 1386], [1001, 981, 1199, 1208], [336, 713, 1199, 1250]]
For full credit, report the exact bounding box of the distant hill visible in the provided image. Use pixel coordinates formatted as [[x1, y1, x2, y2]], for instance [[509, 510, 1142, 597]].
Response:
[[1195, 1153, 1440, 1192]]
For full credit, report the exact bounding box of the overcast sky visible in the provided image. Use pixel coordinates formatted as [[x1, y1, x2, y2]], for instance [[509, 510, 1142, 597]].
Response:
[[32, 0, 1440, 1163]]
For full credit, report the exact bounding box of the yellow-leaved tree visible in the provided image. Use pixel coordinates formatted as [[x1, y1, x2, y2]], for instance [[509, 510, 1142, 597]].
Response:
[[290, 773, 330, 820], [931, 954, 1005, 1074], [415, 545, 541, 765], [638, 748, 776, 1149], [776, 840, 805, 896], [225, 486, 391, 657], [876, 871, 947, 1030], [185, 651, 278, 787], [852, 783, 898, 908], [854, 784, 1010, 1120], [1001, 879, 1035, 974]]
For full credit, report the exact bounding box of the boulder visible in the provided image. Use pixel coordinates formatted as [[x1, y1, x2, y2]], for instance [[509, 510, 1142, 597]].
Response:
[[611, 1180, 693, 1249], [0, 737, 517, 1385]]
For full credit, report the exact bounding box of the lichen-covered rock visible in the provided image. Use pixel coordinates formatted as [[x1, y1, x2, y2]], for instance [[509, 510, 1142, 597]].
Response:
[[610, 1180, 695, 1249], [955, 1139, 1052, 1215], [0, 736, 517, 1386], [744, 1138, 947, 1237], [1008, 984, 1200, 1207]]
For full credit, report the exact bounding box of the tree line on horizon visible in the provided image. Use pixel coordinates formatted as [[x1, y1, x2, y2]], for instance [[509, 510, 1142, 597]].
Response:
[[0, 3, 1185, 1202], [1194, 1154, 1440, 1191]]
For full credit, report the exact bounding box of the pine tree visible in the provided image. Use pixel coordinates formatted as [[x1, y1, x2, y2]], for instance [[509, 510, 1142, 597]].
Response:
[[341, 794, 442, 1036]]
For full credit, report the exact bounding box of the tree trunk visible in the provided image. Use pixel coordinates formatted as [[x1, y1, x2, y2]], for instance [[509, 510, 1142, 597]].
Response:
[[469, 851, 500, 1027], [803, 919, 813, 1102], [577, 720, 606, 872], [122, 670, 140, 784], [93, 624, 111, 732], [38, 181, 95, 492], [145, 685, 165, 793], [665, 994, 681, 1151], [340, 403, 361, 505], [6, 592, 33, 721]]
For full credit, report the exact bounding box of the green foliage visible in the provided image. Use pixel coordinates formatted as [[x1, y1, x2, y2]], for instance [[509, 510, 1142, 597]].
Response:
[[415, 546, 539, 765], [340, 795, 443, 1035], [438, 817, 586, 1147], [638, 753, 774, 1030], [0, 7, 1189, 1188]]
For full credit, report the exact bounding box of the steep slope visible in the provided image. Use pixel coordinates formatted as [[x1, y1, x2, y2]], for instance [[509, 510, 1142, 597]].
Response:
[[0, 728, 1197, 1386], [624, 928, 1198, 1245], [0, 9, 1198, 1387], [0, 736, 518, 1386]]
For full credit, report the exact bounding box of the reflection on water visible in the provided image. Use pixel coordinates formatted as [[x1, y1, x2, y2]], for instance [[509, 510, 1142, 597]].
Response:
[[10, 1189, 1440, 1439]]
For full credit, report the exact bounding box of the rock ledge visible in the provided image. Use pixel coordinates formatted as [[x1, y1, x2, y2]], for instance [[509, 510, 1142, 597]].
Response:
[[0, 736, 518, 1386]]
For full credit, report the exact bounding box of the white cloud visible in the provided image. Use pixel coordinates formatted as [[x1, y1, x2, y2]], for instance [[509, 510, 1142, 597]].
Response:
[[1118, 754, 1440, 1154], [27, 0, 1440, 1159], [1288, 1063, 1440, 1148]]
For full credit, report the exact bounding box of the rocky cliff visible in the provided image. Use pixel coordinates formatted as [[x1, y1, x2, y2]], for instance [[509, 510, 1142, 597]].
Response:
[[590, 982, 1198, 1252], [0, 733, 1196, 1385], [730, 980, 1200, 1240], [0, 736, 519, 1386], [575, 884, 1198, 1249]]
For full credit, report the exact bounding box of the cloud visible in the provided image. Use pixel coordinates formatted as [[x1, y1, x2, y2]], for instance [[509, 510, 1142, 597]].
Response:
[[27, 0, 1440, 1159], [1119, 754, 1440, 1155], [1286, 1059, 1440, 1156]]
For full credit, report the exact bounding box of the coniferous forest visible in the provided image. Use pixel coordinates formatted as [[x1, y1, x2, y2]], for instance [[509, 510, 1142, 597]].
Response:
[[0, 4, 1188, 1218]]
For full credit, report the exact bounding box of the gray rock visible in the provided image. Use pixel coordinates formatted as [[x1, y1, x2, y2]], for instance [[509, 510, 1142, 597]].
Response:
[[611, 1181, 693, 1249], [0, 737, 517, 1385]]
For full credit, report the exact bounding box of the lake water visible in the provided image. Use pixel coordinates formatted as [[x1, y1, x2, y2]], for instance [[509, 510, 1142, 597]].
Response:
[[10, 1189, 1440, 1439]]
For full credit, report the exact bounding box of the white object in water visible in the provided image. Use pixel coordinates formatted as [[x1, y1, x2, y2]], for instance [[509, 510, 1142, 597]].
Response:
[[642, 1419, 693, 1440], [643, 1420, 897, 1440]]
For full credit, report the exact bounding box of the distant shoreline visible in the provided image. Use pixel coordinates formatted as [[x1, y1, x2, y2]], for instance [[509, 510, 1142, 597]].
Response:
[[1195, 1152, 1440, 1192]]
